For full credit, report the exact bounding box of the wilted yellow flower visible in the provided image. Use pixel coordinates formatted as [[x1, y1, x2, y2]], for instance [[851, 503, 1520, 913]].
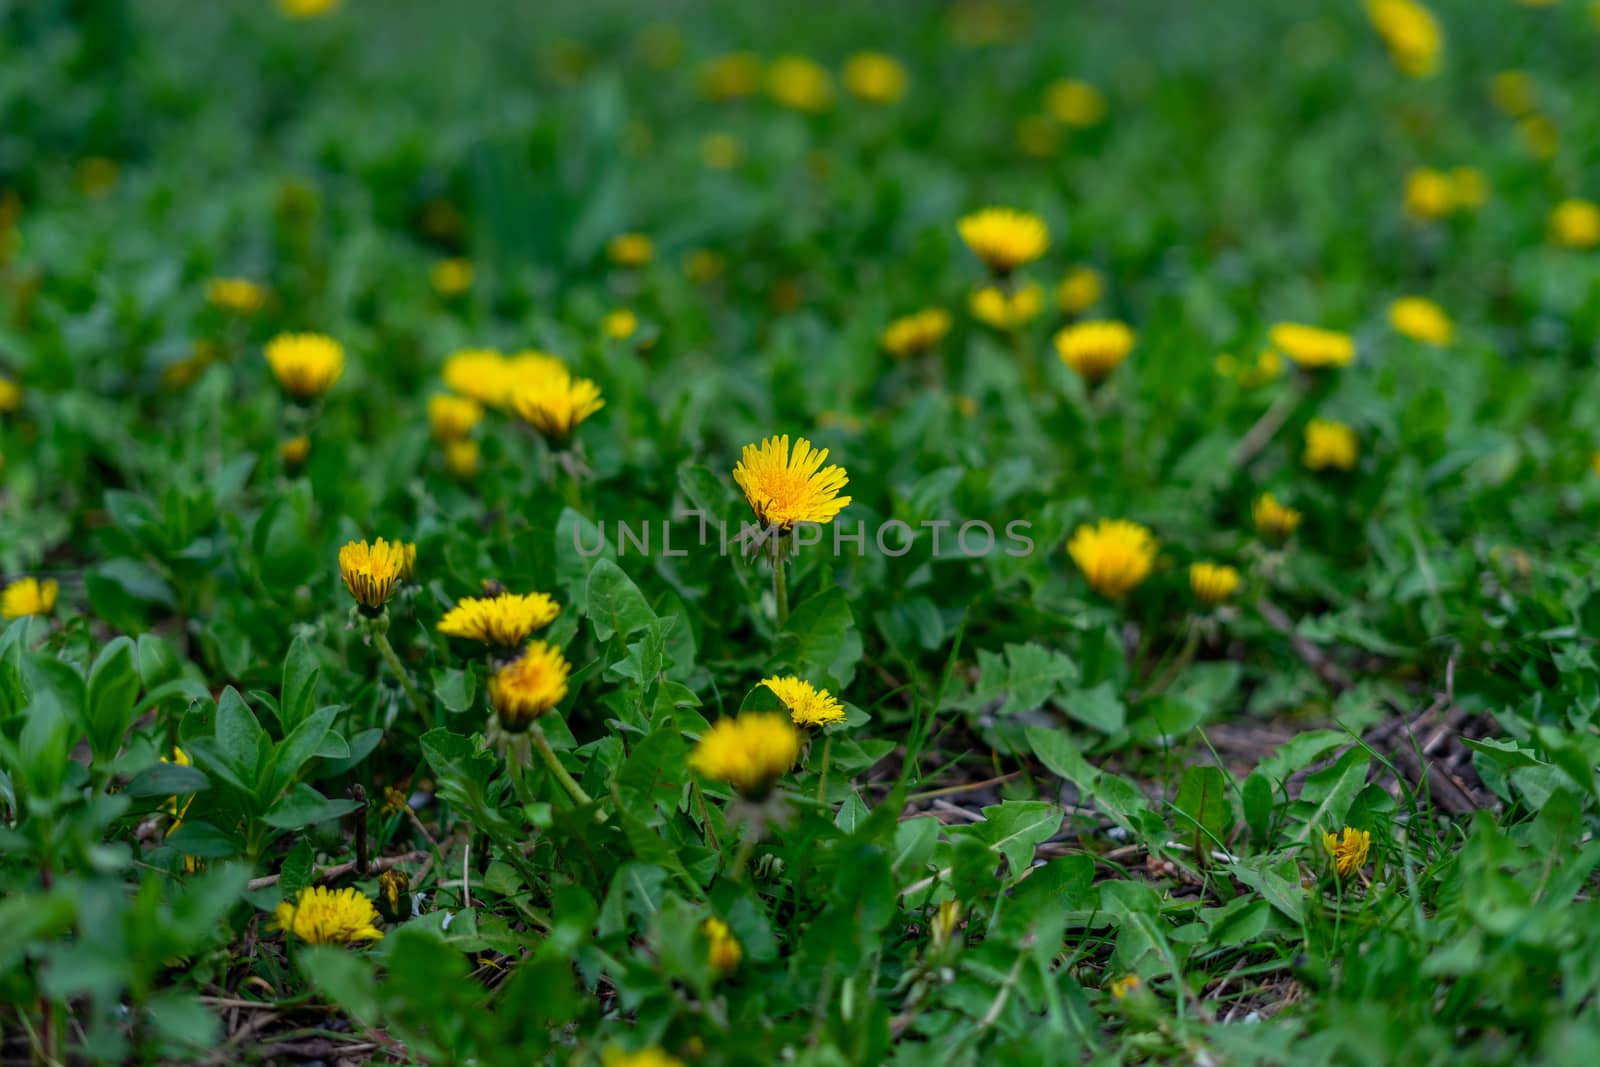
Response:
[[511, 371, 605, 443], [1252, 493, 1302, 543], [444, 438, 479, 479], [700, 132, 742, 170], [2, 577, 58, 619], [1304, 419, 1359, 472], [843, 52, 908, 105], [206, 277, 267, 314], [279, 0, 340, 18], [1366, 0, 1442, 78], [690, 713, 801, 799], [1518, 114, 1559, 160], [489, 641, 572, 731], [701, 53, 763, 101], [1189, 563, 1240, 606], [442, 348, 513, 408], [428, 394, 483, 441], [273, 886, 382, 944], [1068, 519, 1157, 599], [1055, 320, 1135, 384], [969, 282, 1044, 330], [431, 257, 473, 297], [702, 917, 743, 976], [1110, 974, 1141, 1001], [958, 207, 1049, 274], [1388, 296, 1452, 345], [1449, 167, 1488, 209], [882, 308, 952, 359], [1404, 167, 1455, 220], [608, 233, 654, 267], [438, 592, 560, 648], [766, 55, 833, 112], [0, 377, 20, 414], [338, 538, 408, 611], [603, 309, 638, 340], [1043, 79, 1106, 127], [1057, 266, 1103, 315], [760, 675, 846, 728], [732, 435, 851, 531], [684, 248, 725, 283], [279, 435, 311, 469], [1323, 826, 1372, 878], [1551, 199, 1600, 248], [265, 333, 344, 400], [1269, 322, 1355, 370], [602, 1049, 687, 1067], [1490, 70, 1535, 116]]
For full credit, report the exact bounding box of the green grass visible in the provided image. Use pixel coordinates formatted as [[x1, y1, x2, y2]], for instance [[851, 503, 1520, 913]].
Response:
[[4, 0, 1600, 1063]]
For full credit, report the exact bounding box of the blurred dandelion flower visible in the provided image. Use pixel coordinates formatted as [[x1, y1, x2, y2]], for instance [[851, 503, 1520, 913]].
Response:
[[431, 257, 473, 297], [1404, 167, 1454, 220], [969, 282, 1043, 330], [278, 0, 341, 18], [1189, 563, 1240, 606], [602, 1049, 686, 1067], [882, 308, 952, 359], [958, 207, 1049, 274], [428, 394, 484, 441], [1043, 79, 1106, 127], [1110, 974, 1141, 1000], [1057, 266, 1103, 315], [444, 438, 479, 479], [273, 886, 383, 944], [760, 675, 846, 728], [1054, 320, 1135, 384], [2, 577, 58, 619], [603, 309, 639, 340], [265, 333, 344, 400], [732, 435, 851, 530], [1490, 70, 1535, 117], [0, 376, 20, 414], [1551, 199, 1600, 248], [1448, 167, 1488, 209], [766, 55, 833, 111], [1252, 493, 1302, 542], [700, 53, 763, 101], [1269, 323, 1355, 369], [690, 713, 801, 799], [843, 52, 908, 104], [206, 277, 267, 314], [702, 917, 743, 975], [338, 538, 407, 611], [438, 592, 560, 649], [1388, 296, 1452, 345], [442, 348, 514, 408], [1323, 826, 1372, 878], [489, 641, 571, 732], [608, 233, 654, 267], [1518, 114, 1559, 159], [1303, 419, 1359, 472], [512, 371, 605, 443], [1365, 0, 1442, 78], [1068, 519, 1157, 599], [279, 435, 311, 469]]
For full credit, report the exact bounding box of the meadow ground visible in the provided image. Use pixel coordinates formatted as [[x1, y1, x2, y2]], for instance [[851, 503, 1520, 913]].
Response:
[[4, 0, 1600, 1063]]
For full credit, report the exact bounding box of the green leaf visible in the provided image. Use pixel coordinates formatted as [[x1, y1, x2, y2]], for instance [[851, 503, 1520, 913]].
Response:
[[84, 636, 141, 764], [964, 800, 1062, 878], [1230, 856, 1305, 923], [612, 726, 687, 823], [586, 559, 656, 642], [263, 783, 362, 829], [1001, 642, 1078, 715], [124, 762, 210, 799], [279, 838, 316, 897], [775, 587, 862, 687], [1172, 765, 1232, 858], [1062, 681, 1125, 734], [281, 634, 320, 734], [1242, 771, 1273, 847], [432, 668, 476, 714], [1291, 747, 1369, 844], [214, 687, 266, 783]]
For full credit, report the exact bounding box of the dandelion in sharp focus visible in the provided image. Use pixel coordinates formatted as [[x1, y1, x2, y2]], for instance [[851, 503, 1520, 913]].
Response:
[[733, 435, 851, 532], [760, 675, 846, 727], [273, 886, 384, 944], [338, 538, 408, 612], [438, 592, 561, 650]]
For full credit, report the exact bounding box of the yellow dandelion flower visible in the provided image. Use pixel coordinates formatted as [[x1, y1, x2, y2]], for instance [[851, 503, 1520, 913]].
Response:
[[1448, 167, 1488, 209], [428, 394, 484, 441], [603, 308, 639, 340], [2, 577, 58, 619], [766, 55, 833, 112], [265, 333, 344, 400], [969, 282, 1044, 330], [279, 435, 311, 469], [843, 52, 908, 105], [511, 371, 605, 443], [882, 308, 952, 359], [1043, 79, 1106, 127], [377, 868, 410, 922], [442, 348, 514, 408], [1057, 266, 1103, 315], [700, 52, 763, 101], [1551, 199, 1600, 249], [608, 233, 654, 268], [431, 257, 473, 297], [1304, 419, 1359, 472], [0, 376, 20, 414], [1490, 70, 1535, 117], [1388, 297, 1452, 345], [273, 886, 383, 944], [1323, 826, 1372, 878], [760, 675, 846, 728], [507, 349, 570, 390], [444, 438, 479, 479], [438, 592, 560, 649], [689, 713, 801, 799], [1110, 974, 1141, 1000], [958, 207, 1049, 274], [702, 917, 743, 976], [1252, 493, 1302, 543], [206, 277, 267, 314], [1518, 114, 1559, 159], [1269, 322, 1355, 370], [1189, 563, 1240, 606], [1365, 0, 1442, 78], [732, 435, 851, 531], [1068, 519, 1157, 599], [700, 132, 743, 170], [488, 641, 572, 732], [1404, 167, 1455, 220], [338, 538, 408, 611], [602, 1049, 687, 1067], [278, 0, 340, 18], [1054, 320, 1135, 384]]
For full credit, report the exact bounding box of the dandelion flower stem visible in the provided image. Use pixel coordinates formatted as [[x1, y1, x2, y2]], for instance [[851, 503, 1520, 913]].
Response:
[[529, 721, 596, 810], [815, 732, 834, 803], [372, 630, 427, 721], [773, 559, 790, 628], [728, 831, 759, 884]]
